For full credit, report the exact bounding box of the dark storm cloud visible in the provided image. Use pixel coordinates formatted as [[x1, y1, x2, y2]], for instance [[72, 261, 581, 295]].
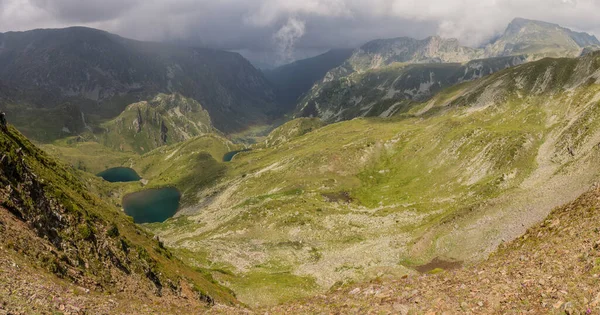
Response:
[[0, 0, 599, 66], [29, 0, 140, 23]]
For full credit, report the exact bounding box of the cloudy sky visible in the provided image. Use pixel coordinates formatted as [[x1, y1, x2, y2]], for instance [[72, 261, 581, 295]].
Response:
[[1, 0, 599, 67]]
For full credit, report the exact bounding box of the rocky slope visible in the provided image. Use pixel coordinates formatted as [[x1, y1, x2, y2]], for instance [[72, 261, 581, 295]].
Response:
[[296, 55, 526, 121], [345, 36, 482, 71], [267, 184, 600, 314], [296, 18, 599, 123], [139, 51, 600, 306], [0, 27, 278, 140], [0, 124, 239, 313]]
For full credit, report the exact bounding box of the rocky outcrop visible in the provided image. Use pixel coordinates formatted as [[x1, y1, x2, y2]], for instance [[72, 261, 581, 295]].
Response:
[[347, 36, 483, 72], [100, 93, 216, 153], [296, 55, 527, 122]]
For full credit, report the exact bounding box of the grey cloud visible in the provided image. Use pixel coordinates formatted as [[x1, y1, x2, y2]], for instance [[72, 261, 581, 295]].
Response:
[[0, 0, 598, 67], [29, 0, 140, 23]]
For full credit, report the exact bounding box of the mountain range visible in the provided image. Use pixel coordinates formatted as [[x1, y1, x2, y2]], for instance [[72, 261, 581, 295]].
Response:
[[0, 27, 278, 140], [293, 18, 600, 123]]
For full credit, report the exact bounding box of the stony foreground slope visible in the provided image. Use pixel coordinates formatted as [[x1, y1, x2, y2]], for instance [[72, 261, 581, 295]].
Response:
[[266, 185, 600, 314], [0, 125, 239, 313]]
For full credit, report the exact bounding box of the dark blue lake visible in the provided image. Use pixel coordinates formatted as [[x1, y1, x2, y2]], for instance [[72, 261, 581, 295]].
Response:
[[223, 149, 251, 162], [122, 188, 181, 224], [97, 167, 141, 183]]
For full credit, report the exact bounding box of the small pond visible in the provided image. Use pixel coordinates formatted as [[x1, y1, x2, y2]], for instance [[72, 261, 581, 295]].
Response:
[[223, 149, 251, 162], [97, 167, 141, 183], [122, 187, 181, 224]]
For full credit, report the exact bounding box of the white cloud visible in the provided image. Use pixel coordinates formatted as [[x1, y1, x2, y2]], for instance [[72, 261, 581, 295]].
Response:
[[273, 17, 307, 63]]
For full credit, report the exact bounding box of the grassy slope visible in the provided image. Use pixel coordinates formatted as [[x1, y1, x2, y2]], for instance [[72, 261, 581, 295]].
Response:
[[261, 117, 325, 148], [0, 125, 239, 312], [40, 137, 135, 174], [131, 134, 239, 206], [142, 52, 600, 307], [266, 185, 600, 314]]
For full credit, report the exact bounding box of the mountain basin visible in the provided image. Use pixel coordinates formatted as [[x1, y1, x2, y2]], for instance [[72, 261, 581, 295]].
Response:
[[97, 167, 141, 183], [122, 187, 181, 223]]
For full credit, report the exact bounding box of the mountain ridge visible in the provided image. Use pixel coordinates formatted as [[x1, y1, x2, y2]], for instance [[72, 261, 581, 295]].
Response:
[[263, 48, 354, 112], [294, 18, 600, 123], [0, 26, 278, 139]]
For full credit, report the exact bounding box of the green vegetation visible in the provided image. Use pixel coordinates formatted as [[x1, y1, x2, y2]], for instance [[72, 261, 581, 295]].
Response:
[[0, 125, 238, 305], [99, 93, 215, 154], [139, 51, 600, 306], [27, 50, 600, 308], [261, 117, 325, 148], [40, 137, 136, 174]]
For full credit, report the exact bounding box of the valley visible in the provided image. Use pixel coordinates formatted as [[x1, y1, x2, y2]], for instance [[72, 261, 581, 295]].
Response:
[[32, 50, 600, 308]]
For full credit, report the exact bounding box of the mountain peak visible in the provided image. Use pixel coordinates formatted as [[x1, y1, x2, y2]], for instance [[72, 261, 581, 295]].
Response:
[[486, 17, 600, 58], [508, 17, 557, 28]]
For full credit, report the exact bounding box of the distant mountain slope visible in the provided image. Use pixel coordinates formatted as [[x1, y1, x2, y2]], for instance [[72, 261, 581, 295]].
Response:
[[296, 55, 526, 121], [347, 36, 482, 71], [296, 18, 600, 123], [0, 27, 277, 139], [98, 93, 216, 154], [0, 125, 238, 312], [263, 49, 354, 111]]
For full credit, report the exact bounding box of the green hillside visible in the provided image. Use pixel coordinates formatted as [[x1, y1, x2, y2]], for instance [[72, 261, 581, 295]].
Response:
[[136, 51, 600, 306], [268, 184, 600, 313], [99, 93, 215, 154]]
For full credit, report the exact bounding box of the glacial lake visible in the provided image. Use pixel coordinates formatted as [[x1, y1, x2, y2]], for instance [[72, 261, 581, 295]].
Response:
[[223, 149, 251, 162], [122, 187, 181, 224], [97, 167, 141, 183]]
